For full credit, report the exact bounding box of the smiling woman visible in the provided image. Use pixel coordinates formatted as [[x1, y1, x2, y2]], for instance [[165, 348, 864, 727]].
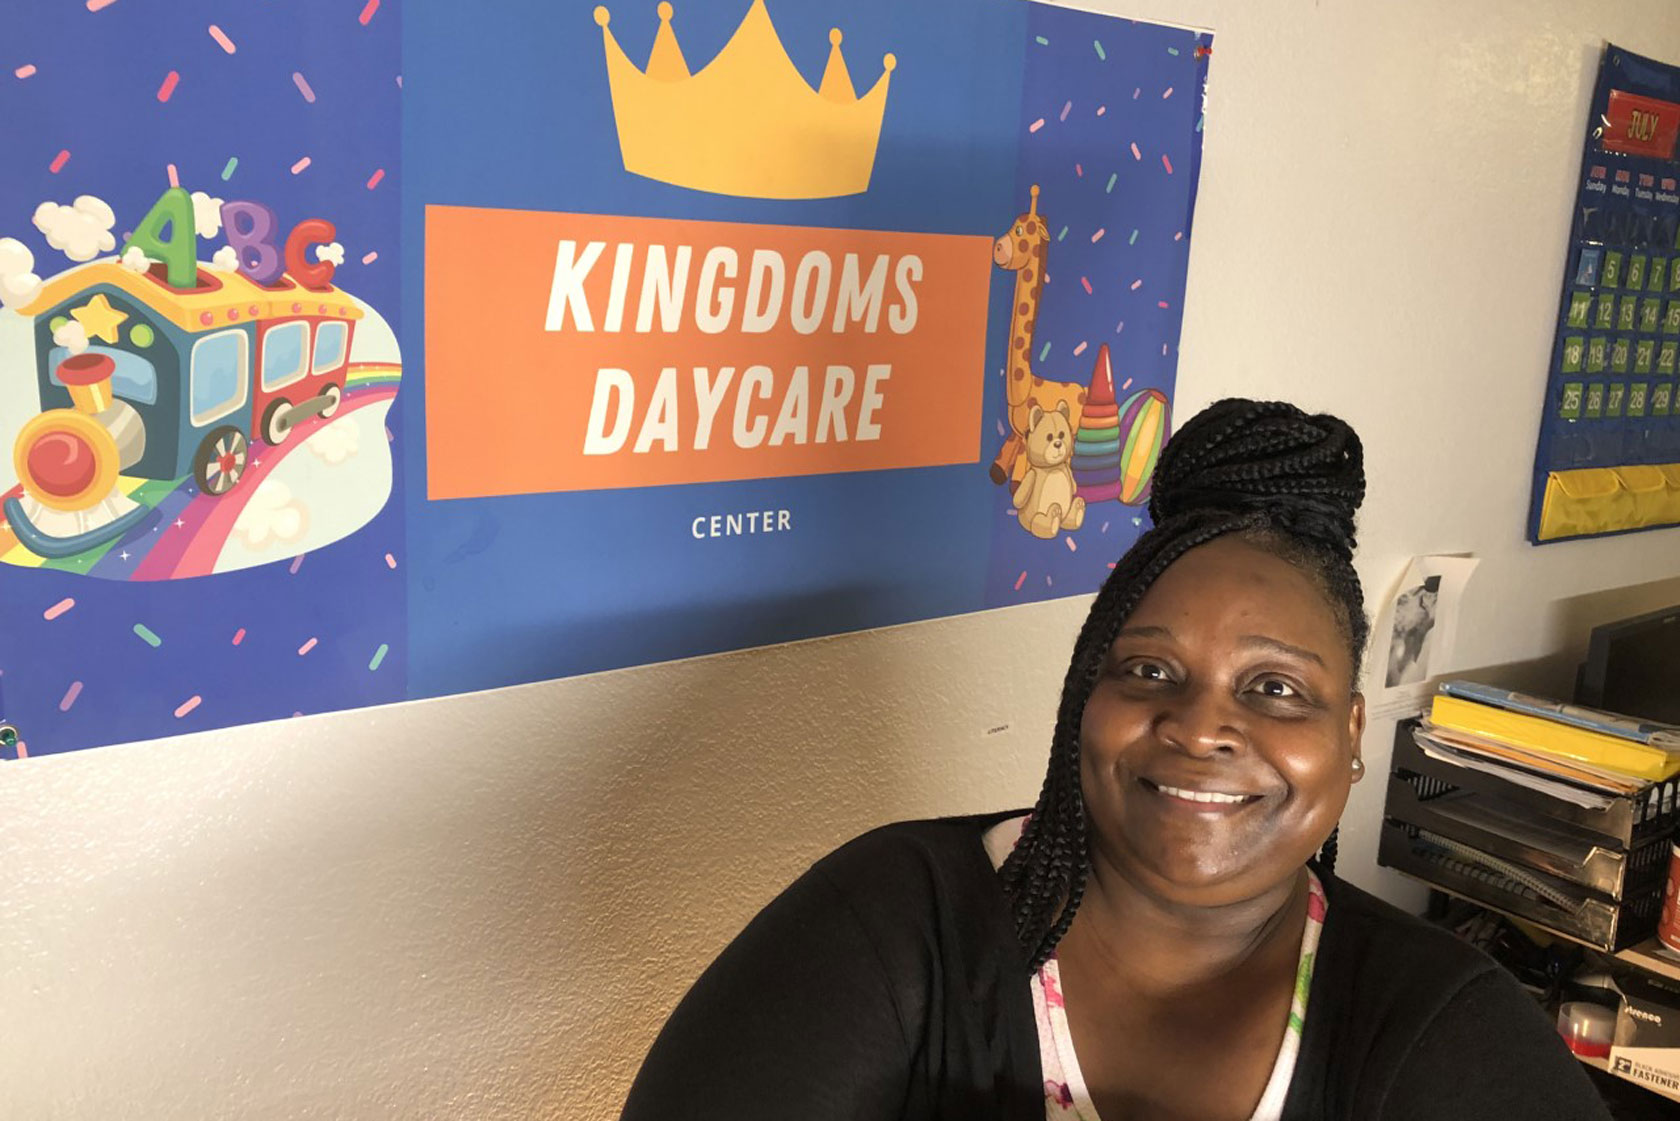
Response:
[[619, 400, 1613, 1121]]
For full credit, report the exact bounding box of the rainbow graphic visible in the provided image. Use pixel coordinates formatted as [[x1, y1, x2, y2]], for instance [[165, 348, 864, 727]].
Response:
[[1072, 344, 1124, 503], [0, 362, 399, 580]]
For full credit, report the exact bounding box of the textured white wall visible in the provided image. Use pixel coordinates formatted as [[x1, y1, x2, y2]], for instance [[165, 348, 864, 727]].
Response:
[[5, 1, 1680, 1117]]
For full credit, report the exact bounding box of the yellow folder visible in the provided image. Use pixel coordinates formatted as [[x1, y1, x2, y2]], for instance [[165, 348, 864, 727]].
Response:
[[1429, 694, 1680, 782]]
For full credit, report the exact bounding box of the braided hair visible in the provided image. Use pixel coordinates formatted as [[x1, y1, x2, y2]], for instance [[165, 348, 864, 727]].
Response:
[[998, 398, 1370, 970]]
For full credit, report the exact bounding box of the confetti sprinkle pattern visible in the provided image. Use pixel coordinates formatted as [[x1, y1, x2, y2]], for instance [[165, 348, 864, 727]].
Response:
[[0, 0, 404, 756], [1, 0, 1201, 755], [986, 5, 1208, 608], [292, 72, 317, 103]]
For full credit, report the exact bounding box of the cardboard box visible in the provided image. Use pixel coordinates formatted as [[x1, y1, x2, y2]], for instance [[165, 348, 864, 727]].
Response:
[[1609, 972, 1680, 1097]]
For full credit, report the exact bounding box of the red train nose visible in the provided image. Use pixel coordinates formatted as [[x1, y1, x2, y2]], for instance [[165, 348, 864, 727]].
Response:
[[26, 430, 100, 499]]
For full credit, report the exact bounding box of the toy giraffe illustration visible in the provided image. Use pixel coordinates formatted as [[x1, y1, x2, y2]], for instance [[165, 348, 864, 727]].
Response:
[[991, 184, 1087, 488]]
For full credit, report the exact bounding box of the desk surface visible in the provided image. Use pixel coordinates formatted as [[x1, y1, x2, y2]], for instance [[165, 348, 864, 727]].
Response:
[[1614, 937, 1680, 986]]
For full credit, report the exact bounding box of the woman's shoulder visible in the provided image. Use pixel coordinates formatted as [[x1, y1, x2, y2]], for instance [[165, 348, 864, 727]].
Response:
[[1316, 873, 1503, 997], [793, 811, 1024, 948], [1306, 874, 1613, 1118], [812, 810, 1026, 896]]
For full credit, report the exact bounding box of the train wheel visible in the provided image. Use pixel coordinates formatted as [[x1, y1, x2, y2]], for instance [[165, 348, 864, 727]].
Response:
[[320, 383, 342, 419], [194, 426, 249, 496], [262, 398, 293, 446]]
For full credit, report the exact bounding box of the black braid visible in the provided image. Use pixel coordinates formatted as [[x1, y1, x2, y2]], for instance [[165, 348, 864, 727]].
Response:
[[1000, 400, 1368, 969], [1317, 827, 1339, 876]]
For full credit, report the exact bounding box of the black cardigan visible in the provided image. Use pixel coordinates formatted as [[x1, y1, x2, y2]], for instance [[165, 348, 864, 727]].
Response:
[[621, 813, 1612, 1120]]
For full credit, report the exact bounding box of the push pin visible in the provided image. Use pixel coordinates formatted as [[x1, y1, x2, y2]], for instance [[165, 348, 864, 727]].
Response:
[[0, 723, 20, 761]]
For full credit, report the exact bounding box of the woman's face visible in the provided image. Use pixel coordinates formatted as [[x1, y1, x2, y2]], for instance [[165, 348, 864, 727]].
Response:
[[1080, 535, 1366, 907]]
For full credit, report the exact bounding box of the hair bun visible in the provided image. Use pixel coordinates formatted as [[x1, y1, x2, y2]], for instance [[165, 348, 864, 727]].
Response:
[[1146, 398, 1365, 557]]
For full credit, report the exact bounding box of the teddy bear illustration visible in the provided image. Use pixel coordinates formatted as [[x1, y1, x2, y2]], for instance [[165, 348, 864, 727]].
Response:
[[1015, 401, 1085, 540]]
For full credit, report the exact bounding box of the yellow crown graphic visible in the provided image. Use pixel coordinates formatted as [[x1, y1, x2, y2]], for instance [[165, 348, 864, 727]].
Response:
[[593, 0, 897, 200]]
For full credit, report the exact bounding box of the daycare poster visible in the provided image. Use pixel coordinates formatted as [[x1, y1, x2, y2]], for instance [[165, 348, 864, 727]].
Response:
[[0, 0, 1210, 757]]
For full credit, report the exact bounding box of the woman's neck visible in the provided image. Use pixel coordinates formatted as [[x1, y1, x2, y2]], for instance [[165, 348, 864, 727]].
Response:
[[1061, 861, 1309, 998]]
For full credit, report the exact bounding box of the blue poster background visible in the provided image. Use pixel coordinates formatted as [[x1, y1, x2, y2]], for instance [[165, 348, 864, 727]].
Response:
[[0, 0, 1207, 757], [0, 0, 404, 756], [402, 0, 1210, 700]]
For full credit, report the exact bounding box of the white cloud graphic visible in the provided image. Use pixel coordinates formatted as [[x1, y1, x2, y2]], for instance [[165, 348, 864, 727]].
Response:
[[306, 419, 360, 465], [0, 237, 42, 310], [233, 479, 309, 549], [191, 191, 225, 239], [33, 195, 118, 262], [52, 318, 89, 355]]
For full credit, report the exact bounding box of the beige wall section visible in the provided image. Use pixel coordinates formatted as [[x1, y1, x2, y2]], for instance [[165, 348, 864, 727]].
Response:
[[5, 0, 1680, 1116]]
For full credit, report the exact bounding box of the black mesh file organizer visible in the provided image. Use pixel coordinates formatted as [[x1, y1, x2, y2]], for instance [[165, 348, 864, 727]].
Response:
[[1379, 719, 1679, 951]]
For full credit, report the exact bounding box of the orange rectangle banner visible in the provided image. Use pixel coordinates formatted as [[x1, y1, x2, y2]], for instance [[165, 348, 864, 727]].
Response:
[[424, 205, 992, 499]]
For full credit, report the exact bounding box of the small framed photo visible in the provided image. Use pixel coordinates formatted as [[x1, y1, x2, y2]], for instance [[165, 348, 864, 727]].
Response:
[[1575, 245, 1604, 286]]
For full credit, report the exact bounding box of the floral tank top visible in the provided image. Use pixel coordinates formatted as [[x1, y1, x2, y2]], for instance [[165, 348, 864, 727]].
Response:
[[982, 816, 1327, 1121]]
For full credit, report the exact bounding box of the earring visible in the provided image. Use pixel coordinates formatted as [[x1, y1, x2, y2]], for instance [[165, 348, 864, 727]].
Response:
[[1351, 758, 1365, 776]]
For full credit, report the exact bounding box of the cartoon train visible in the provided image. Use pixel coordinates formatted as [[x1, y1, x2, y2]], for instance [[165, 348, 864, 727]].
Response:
[[6, 261, 362, 558]]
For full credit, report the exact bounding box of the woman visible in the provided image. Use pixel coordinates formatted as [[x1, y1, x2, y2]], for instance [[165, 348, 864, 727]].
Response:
[[621, 400, 1611, 1120]]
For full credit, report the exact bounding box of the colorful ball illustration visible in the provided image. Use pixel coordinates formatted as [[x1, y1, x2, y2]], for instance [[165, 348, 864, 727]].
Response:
[[1116, 388, 1170, 505]]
